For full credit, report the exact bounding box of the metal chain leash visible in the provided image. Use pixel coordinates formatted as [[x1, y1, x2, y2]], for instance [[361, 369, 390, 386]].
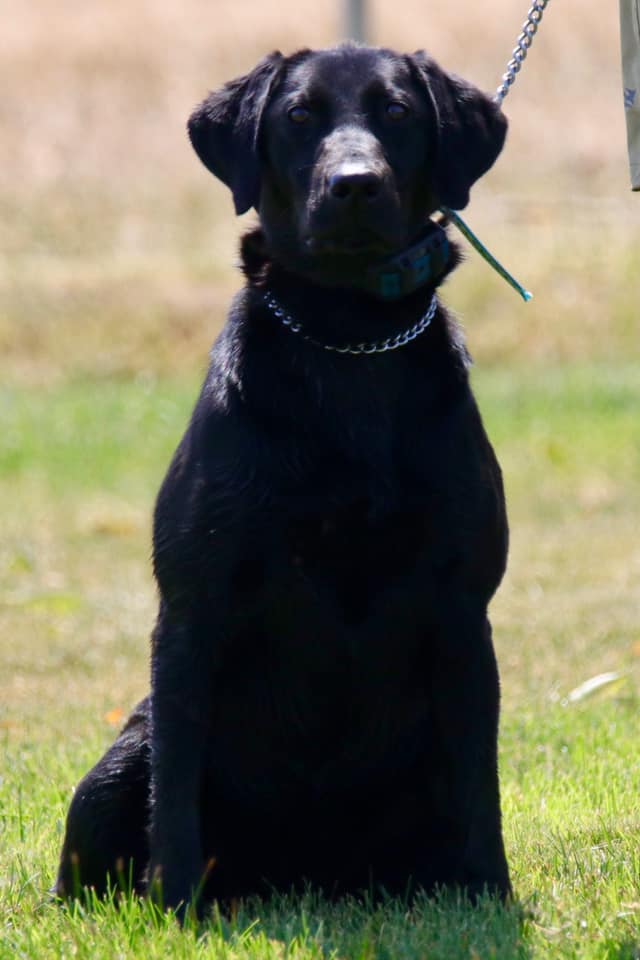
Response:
[[494, 0, 550, 105], [439, 0, 551, 301]]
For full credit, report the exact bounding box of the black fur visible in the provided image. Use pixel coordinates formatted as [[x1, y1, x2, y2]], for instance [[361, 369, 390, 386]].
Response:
[[56, 43, 511, 913]]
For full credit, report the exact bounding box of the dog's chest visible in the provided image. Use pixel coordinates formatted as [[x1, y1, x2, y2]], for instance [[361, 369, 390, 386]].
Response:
[[281, 498, 428, 623], [210, 498, 439, 787]]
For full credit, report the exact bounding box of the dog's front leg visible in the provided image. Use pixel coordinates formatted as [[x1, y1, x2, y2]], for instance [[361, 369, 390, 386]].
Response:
[[430, 609, 511, 901], [148, 604, 214, 917]]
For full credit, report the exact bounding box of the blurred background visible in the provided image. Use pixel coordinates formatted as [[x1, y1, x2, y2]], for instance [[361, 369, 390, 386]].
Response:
[[1, 0, 637, 381], [2, 7, 639, 932], [1, 1, 638, 732]]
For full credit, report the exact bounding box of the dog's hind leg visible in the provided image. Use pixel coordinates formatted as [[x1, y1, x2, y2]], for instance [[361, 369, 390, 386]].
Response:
[[55, 697, 151, 899]]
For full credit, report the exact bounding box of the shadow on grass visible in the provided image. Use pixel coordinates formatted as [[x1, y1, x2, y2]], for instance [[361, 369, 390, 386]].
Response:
[[55, 883, 531, 960], [239, 889, 532, 960], [607, 942, 640, 960]]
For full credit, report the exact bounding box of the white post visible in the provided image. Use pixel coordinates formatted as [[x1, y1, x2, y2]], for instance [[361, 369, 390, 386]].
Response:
[[620, 0, 640, 190], [345, 0, 367, 42]]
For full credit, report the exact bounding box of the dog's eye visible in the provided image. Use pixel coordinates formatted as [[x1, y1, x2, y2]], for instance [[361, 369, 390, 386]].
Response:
[[288, 105, 311, 124], [386, 101, 409, 120]]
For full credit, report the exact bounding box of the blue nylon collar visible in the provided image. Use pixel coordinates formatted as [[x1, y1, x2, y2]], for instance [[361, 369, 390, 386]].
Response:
[[362, 221, 450, 300]]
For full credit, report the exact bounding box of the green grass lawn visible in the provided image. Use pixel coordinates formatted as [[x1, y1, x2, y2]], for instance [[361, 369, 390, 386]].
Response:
[[1, 362, 639, 958]]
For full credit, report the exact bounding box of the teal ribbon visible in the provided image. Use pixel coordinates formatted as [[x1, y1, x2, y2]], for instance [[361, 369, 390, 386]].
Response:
[[440, 207, 532, 302]]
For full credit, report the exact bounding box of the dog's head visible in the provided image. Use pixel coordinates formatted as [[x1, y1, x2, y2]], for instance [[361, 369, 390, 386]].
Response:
[[189, 45, 506, 284]]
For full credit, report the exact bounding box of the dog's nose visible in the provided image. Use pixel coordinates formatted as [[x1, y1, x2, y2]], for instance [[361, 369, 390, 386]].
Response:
[[328, 164, 382, 201]]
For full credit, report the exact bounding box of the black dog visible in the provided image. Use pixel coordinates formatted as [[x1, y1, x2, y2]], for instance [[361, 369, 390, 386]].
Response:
[[56, 43, 511, 912]]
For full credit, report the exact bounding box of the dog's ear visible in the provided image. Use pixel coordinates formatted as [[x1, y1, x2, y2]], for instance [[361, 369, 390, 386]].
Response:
[[188, 52, 285, 215], [409, 52, 507, 211]]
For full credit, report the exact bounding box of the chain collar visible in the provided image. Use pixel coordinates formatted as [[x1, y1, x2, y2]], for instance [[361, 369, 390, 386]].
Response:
[[262, 291, 438, 356]]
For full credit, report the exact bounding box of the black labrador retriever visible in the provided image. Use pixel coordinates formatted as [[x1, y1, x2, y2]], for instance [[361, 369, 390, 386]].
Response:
[[56, 42, 511, 912]]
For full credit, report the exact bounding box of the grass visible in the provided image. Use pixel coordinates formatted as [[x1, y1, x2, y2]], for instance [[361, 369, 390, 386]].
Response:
[[3, 698, 640, 959], [1, 0, 636, 385], [1, 363, 639, 958]]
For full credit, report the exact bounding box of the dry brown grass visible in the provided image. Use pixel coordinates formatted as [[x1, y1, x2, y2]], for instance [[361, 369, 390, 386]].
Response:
[[2, 0, 628, 186], [1, 0, 637, 383]]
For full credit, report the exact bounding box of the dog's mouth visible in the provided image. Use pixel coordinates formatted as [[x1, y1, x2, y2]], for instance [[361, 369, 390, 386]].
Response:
[[293, 219, 452, 299], [304, 229, 399, 259]]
